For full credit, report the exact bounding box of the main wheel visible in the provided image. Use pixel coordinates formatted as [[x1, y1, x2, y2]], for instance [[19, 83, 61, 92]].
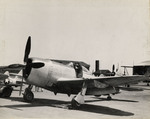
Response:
[[107, 95, 112, 100], [0, 87, 13, 98], [23, 88, 34, 102], [71, 96, 81, 109], [4, 87, 13, 97]]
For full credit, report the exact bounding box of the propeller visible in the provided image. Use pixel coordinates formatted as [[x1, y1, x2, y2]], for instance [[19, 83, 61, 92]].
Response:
[[19, 36, 45, 96], [112, 64, 115, 73], [111, 64, 115, 76], [24, 36, 31, 63], [19, 36, 31, 95], [116, 63, 119, 72]]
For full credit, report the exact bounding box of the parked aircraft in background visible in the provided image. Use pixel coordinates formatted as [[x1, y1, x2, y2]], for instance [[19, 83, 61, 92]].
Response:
[[93, 60, 116, 76], [0, 63, 25, 97], [0, 64, 25, 74], [16, 36, 149, 109], [0, 70, 24, 98], [0, 72, 8, 81]]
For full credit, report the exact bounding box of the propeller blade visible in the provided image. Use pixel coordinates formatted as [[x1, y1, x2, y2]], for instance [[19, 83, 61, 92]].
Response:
[[116, 63, 119, 72], [30, 62, 45, 68], [24, 36, 31, 63], [112, 64, 115, 72], [19, 70, 24, 96]]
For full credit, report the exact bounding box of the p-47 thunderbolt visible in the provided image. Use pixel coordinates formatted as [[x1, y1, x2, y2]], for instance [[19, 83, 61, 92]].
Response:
[[20, 36, 148, 108]]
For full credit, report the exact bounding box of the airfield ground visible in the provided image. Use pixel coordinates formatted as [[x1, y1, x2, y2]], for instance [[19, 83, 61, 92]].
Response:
[[0, 82, 150, 119]]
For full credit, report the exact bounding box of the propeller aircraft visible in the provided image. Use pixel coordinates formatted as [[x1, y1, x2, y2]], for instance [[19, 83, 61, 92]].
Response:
[[18, 36, 149, 108], [0, 71, 24, 98]]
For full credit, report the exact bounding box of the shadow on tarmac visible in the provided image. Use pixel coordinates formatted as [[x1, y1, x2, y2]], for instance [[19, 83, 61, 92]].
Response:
[[0, 97, 134, 116], [90, 97, 138, 103], [133, 87, 150, 90], [132, 84, 150, 90]]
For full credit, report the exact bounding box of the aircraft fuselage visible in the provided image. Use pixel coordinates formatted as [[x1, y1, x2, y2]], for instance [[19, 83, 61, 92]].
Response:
[[25, 57, 118, 96]]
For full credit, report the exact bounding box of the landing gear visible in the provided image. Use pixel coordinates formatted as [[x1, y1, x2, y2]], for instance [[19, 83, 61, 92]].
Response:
[[71, 96, 81, 109], [23, 85, 34, 102], [147, 83, 149, 86], [0, 86, 13, 98], [71, 81, 87, 109], [127, 85, 130, 87], [107, 95, 112, 100], [125, 84, 130, 87]]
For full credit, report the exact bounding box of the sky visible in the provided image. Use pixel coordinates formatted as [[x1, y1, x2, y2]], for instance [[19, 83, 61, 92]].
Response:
[[0, 0, 150, 73]]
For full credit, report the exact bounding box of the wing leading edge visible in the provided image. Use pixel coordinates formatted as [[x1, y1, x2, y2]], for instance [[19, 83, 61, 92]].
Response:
[[57, 75, 148, 87]]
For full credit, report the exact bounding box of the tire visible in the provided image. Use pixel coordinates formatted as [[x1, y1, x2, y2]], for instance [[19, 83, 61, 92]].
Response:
[[23, 89, 34, 102], [107, 96, 112, 100], [1, 87, 13, 98], [147, 83, 149, 86]]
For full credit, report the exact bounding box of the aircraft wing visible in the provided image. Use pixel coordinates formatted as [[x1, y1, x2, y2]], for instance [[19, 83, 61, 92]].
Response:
[[57, 75, 148, 87], [89, 75, 148, 87]]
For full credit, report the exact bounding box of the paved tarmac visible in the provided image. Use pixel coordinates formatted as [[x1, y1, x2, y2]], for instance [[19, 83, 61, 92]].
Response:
[[0, 82, 150, 119]]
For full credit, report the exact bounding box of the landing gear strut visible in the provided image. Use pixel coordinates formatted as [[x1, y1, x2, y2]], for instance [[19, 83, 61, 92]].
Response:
[[71, 81, 87, 109], [71, 96, 81, 109], [23, 85, 34, 102]]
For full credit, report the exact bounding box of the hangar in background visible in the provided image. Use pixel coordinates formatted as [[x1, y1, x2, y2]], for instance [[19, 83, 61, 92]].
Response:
[[122, 60, 150, 86], [133, 61, 150, 75]]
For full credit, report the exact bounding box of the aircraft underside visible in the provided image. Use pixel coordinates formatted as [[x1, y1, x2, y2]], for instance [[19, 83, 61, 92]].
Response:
[[45, 84, 119, 96], [22, 81, 120, 109]]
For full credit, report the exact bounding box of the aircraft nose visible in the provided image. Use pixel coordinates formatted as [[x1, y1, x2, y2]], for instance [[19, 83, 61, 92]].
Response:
[[23, 58, 45, 80]]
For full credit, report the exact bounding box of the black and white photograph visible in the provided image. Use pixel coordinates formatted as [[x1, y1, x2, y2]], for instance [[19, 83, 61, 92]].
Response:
[[0, 0, 150, 119]]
